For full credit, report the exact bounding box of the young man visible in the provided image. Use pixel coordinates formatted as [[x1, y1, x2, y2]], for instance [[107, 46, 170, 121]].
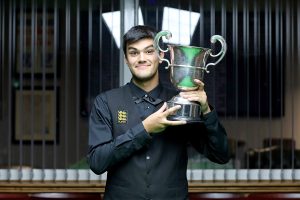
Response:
[[87, 25, 229, 200]]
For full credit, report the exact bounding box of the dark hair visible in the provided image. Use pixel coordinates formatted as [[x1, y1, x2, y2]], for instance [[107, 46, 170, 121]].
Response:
[[122, 25, 157, 57]]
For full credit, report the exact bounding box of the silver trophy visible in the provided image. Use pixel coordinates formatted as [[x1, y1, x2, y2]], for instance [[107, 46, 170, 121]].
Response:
[[154, 30, 227, 122]]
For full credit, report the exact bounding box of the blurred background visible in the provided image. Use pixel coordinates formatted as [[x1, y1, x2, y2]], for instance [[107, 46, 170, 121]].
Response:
[[0, 0, 300, 185]]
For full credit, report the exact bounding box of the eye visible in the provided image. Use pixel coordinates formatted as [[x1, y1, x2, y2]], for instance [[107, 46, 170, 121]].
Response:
[[128, 51, 139, 57], [146, 49, 155, 55]]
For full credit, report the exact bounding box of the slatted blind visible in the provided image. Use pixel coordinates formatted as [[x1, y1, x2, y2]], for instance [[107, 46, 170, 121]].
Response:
[[0, 0, 299, 182]]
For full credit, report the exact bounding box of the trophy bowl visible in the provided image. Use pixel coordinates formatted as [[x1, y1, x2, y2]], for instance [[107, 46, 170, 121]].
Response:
[[154, 30, 227, 122], [169, 45, 209, 91]]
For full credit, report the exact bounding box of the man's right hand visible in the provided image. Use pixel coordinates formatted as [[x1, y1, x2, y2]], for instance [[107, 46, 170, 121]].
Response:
[[142, 102, 186, 135]]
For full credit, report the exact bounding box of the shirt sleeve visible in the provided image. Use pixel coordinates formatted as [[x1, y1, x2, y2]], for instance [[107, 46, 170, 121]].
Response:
[[87, 94, 152, 175], [189, 107, 230, 164]]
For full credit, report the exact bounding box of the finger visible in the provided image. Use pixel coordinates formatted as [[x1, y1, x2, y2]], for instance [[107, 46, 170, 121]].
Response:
[[166, 120, 187, 126], [185, 96, 200, 102], [194, 79, 204, 85], [156, 102, 167, 113], [194, 79, 205, 90], [179, 91, 200, 98], [165, 104, 181, 116]]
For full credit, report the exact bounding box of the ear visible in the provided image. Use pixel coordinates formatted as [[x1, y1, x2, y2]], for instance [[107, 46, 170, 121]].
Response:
[[124, 56, 128, 64]]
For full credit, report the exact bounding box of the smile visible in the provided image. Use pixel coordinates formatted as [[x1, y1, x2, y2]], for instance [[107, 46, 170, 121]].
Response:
[[136, 64, 150, 69]]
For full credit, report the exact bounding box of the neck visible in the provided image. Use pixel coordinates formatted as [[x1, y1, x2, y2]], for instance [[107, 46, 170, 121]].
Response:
[[132, 76, 159, 92]]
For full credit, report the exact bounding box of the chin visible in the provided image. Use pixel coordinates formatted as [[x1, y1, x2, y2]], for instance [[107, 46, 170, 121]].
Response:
[[134, 75, 154, 82]]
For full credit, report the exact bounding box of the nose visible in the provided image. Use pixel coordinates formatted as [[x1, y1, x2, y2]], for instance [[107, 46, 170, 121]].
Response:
[[138, 52, 146, 62]]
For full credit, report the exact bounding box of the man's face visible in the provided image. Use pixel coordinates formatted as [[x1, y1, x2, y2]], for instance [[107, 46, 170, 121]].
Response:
[[125, 38, 161, 82]]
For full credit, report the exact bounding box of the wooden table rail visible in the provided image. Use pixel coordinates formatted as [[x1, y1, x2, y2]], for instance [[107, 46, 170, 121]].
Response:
[[0, 181, 300, 193]]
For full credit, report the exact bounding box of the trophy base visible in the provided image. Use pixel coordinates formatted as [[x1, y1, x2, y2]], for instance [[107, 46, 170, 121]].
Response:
[[166, 95, 202, 123]]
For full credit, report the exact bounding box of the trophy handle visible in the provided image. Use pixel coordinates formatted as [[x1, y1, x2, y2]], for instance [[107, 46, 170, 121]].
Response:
[[154, 30, 172, 69], [205, 35, 227, 72]]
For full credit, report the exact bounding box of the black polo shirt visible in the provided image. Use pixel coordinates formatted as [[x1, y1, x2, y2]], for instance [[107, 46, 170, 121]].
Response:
[[87, 81, 229, 200]]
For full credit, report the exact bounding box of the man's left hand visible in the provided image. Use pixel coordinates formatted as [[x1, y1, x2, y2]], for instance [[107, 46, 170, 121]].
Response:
[[179, 79, 211, 114]]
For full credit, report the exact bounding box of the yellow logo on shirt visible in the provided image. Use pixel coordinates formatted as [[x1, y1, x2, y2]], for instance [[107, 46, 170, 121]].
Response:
[[117, 110, 127, 123]]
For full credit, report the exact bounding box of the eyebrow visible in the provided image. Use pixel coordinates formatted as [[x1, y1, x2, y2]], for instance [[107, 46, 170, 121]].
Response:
[[127, 44, 154, 51]]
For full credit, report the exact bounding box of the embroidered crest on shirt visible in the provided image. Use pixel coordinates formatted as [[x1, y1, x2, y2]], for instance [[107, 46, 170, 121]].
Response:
[[117, 110, 127, 124]]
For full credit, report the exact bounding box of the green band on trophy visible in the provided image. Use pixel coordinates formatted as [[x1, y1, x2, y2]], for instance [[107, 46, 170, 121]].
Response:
[[178, 76, 196, 87]]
